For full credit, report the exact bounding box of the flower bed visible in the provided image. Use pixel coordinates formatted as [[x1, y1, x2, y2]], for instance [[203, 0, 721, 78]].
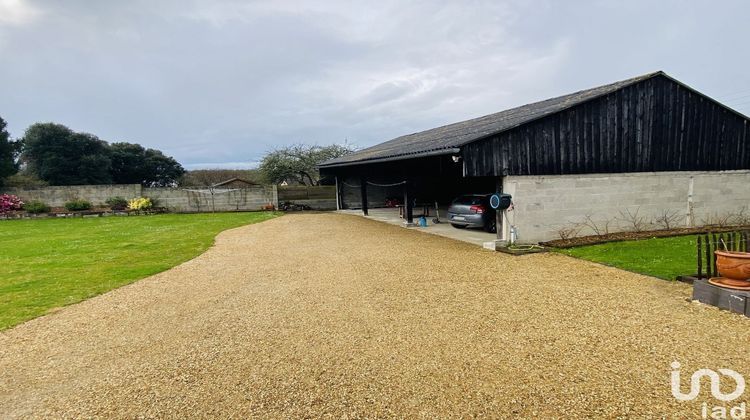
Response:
[[0, 206, 169, 220], [0, 194, 23, 215]]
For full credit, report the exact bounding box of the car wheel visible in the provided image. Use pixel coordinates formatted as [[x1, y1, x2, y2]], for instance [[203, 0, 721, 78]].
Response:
[[484, 217, 497, 233], [451, 223, 467, 229]]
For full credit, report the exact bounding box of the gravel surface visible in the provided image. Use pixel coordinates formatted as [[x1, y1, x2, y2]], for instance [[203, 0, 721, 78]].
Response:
[[0, 213, 748, 418]]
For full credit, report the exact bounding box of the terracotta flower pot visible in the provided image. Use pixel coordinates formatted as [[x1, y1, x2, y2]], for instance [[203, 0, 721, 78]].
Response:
[[715, 250, 750, 287]]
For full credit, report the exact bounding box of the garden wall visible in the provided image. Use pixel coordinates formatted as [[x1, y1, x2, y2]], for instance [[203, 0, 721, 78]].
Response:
[[2, 184, 279, 212], [502, 170, 750, 243], [146, 186, 277, 212], [3, 184, 142, 207]]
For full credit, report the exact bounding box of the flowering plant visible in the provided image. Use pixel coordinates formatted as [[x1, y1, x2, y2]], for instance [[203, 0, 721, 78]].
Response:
[[0, 194, 23, 214], [128, 197, 153, 211]]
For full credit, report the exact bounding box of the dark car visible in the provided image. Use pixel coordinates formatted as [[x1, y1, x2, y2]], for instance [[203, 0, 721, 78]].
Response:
[[447, 194, 496, 233]]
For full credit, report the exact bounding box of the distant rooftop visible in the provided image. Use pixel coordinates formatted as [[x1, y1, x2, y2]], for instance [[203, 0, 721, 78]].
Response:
[[212, 177, 258, 187]]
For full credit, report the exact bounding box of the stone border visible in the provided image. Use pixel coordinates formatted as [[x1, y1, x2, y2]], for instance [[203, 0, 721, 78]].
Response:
[[692, 278, 750, 317]]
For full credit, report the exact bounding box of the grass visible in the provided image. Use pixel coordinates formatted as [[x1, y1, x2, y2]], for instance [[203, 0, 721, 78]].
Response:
[[558, 235, 697, 280], [0, 212, 278, 330]]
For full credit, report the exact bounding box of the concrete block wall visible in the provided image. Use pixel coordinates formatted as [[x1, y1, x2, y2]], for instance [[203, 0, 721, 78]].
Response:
[[2, 184, 279, 212], [690, 174, 750, 225], [502, 170, 750, 243], [145, 186, 278, 212], [3, 184, 142, 207]]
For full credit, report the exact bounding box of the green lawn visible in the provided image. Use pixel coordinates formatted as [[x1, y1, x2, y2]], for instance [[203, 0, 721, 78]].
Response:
[[558, 235, 697, 280], [0, 212, 278, 330]]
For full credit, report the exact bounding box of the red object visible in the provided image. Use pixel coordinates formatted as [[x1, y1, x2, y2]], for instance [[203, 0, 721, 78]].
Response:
[[385, 198, 402, 208], [469, 205, 485, 214], [715, 251, 750, 281], [710, 250, 750, 290]]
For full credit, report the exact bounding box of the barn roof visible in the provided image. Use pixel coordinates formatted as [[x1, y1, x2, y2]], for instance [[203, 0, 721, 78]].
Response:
[[319, 71, 665, 168]]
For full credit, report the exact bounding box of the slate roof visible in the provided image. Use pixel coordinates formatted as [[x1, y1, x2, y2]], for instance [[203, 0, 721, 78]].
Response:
[[320, 71, 663, 167]]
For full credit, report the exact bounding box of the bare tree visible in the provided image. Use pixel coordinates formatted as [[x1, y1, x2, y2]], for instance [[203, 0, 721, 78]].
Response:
[[653, 209, 681, 230], [581, 214, 612, 237], [258, 143, 356, 186], [617, 207, 650, 232], [700, 212, 734, 227], [733, 207, 750, 226], [557, 222, 584, 240]]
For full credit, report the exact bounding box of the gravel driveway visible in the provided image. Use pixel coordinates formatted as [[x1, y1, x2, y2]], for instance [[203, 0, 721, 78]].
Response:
[[0, 213, 747, 418]]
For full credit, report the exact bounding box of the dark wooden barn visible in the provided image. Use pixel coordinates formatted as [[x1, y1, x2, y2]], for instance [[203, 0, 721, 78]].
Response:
[[319, 71, 750, 237]]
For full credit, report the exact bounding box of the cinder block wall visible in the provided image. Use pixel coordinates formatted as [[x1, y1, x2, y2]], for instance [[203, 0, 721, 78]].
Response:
[[2, 185, 279, 212], [502, 170, 750, 243], [145, 186, 278, 212], [3, 184, 142, 207]]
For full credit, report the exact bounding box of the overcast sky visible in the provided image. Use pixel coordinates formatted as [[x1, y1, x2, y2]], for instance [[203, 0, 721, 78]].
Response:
[[1, 1, 748, 169]]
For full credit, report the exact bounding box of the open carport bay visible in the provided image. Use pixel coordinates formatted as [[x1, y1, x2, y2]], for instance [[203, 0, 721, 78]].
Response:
[[335, 156, 498, 212], [337, 207, 497, 247], [330, 154, 503, 245]]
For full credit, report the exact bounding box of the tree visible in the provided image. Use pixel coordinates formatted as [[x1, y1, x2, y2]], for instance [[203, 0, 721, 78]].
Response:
[[258, 144, 355, 186], [20, 123, 185, 187], [141, 148, 186, 187], [110, 142, 185, 187], [0, 116, 20, 185], [21, 123, 112, 185]]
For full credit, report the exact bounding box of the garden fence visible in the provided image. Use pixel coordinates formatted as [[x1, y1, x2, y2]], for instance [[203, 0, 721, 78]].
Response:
[[277, 186, 336, 210]]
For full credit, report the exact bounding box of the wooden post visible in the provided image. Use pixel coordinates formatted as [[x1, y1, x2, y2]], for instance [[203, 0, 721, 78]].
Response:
[[495, 177, 503, 240], [335, 176, 341, 210], [360, 177, 368, 216], [711, 233, 718, 277], [705, 234, 712, 278], [403, 180, 413, 225], [697, 236, 702, 278]]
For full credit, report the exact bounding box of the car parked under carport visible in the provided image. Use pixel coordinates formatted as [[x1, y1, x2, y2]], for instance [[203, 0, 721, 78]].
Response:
[[446, 194, 497, 233]]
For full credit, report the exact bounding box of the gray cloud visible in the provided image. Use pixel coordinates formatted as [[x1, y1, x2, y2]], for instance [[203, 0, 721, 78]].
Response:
[[1, 0, 748, 168]]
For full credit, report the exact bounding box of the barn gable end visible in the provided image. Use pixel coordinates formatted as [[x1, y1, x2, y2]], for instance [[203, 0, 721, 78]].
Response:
[[463, 75, 750, 177]]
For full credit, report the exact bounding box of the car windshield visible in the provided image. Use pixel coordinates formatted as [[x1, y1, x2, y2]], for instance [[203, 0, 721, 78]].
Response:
[[454, 195, 483, 205]]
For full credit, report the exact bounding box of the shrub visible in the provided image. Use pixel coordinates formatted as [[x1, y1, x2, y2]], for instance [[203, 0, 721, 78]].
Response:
[[64, 199, 92, 211], [0, 194, 23, 214], [557, 222, 583, 240], [105, 196, 128, 210], [128, 197, 153, 211], [23, 200, 50, 214]]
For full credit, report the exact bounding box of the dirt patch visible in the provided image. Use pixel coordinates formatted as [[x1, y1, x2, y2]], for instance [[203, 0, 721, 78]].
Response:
[[0, 213, 747, 418]]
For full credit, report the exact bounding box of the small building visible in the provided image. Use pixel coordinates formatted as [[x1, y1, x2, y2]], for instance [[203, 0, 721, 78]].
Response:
[[212, 177, 259, 189], [319, 71, 750, 243]]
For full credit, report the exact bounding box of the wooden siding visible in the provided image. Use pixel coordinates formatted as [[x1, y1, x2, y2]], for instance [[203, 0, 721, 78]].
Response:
[[278, 185, 335, 201], [464, 75, 750, 176]]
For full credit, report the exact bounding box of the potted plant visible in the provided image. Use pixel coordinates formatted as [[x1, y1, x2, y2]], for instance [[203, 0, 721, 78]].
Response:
[[713, 247, 750, 289]]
